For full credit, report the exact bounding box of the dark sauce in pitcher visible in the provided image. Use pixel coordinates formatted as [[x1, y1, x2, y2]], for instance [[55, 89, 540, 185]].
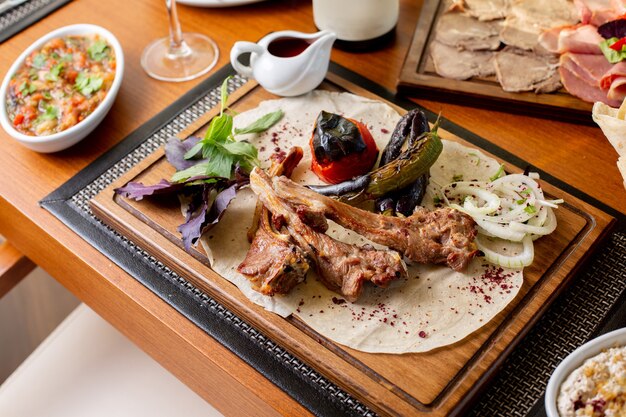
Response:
[[267, 37, 311, 57]]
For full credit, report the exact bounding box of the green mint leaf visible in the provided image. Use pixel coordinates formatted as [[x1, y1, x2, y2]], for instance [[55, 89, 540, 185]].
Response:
[[184, 142, 204, 160], [221, 141, 258, 159], [88, 40, 109, 61], [171, 163, 210, 182], [203, 113, 233, 145], [33, 53, 47, 69], [234, 109, 284, 135], [204, 146, 234, 178], [219, 76, 232, 114], [489, 164, 505, 182]]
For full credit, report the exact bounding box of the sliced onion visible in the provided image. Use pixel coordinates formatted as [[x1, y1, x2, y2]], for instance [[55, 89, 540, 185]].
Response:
[[475, 234, 534, 268]]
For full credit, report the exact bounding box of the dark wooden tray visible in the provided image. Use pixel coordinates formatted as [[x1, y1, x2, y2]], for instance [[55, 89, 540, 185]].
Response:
[[90, 73, 614, 416], [398, 0, 594, 123]]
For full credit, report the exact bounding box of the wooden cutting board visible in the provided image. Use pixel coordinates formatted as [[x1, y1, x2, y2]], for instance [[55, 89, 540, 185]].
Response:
[[398, 0, 593, 122], [91, 74, 614, 416]]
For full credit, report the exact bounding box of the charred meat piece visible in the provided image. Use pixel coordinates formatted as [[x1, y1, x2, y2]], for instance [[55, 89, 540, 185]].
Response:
[[237, 208, 310, 296], [250, 169, 407, 302], [239, 147, 310, 296], [269, 173, 479, 271]]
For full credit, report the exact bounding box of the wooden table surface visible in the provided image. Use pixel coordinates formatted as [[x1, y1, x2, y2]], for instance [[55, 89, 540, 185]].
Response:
[[0, 1, 624, 416]]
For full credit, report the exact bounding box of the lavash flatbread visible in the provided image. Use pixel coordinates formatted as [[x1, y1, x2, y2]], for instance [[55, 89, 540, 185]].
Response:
[[592, 101, 626, 189], [200, 91, 523, 353]]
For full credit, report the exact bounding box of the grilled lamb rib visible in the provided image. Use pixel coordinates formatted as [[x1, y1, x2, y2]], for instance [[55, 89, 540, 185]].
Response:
[[249, 169, 407, 302], [237, 207, 310, 295], [238, 148, 310, 296], [268, 172, 479, 271]]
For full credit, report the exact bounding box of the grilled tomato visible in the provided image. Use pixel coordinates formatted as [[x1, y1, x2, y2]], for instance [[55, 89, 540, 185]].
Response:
[[309, 111, 378, 184]]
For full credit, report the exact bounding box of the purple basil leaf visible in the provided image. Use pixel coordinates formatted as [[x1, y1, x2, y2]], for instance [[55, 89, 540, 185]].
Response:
[[165, 136, 206, 170], [114, 179, 186, 201], [178, 199, 208, 251], [598, 19, 626, 39], [201, 183, 238, 235]]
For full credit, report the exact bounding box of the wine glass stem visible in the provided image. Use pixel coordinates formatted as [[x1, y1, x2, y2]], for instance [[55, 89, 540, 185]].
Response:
[[165, 0, 190, 57]]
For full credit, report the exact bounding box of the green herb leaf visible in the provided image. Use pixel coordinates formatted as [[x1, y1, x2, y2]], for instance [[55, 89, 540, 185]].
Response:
[[18, 82, 36, 96], [88, 40, 109, 61], [220, 76, 232, 114], [516, 199, 526, 205], [433, 196, 442, 205], [32, 53, 47, 69], [234, 109, 284, 135], [600, 38, 626, 64], [452, 174, 463, 182], [183, 142, 204, 160], [524, 205, 537, 215], [171, 163, 211, 182], [74, 73, 103, 96], [489, 164, 505, 182], [203, 113, 233, 146], [61, 53, 73, 63], [47, 63, 64, 81], [40, 105, 59, 121]]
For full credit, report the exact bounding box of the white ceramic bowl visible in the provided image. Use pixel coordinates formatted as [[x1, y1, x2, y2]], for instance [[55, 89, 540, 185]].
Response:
[[0, 24, 124, 153], [545, 327, 626, 417]]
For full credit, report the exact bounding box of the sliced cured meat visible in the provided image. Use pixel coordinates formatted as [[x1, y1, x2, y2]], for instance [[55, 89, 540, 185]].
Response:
[[430, 40, 495, 80], [557, 24, 603, 54], [539, 24, 603, 55], [600, 62, 626, 89], [501, 0, 579, 50], [574, 0, 626, 26], [560, 53, 613, 85], [435, 12, 502, 51], [559, 53, 622, 105], [607, 76, 626, 100], [494, 47, 561, 92], [464, 0, 511, 21], [600, 62, 626, 100]]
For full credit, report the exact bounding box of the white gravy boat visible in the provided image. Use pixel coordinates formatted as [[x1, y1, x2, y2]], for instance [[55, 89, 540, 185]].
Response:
[[230, 30, 337, 97]]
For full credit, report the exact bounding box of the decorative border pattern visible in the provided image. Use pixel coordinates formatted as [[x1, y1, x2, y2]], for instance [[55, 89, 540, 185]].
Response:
[[41, 63, 626, 417]]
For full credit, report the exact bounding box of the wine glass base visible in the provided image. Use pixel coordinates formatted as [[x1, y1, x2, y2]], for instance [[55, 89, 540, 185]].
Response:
[[141, 33, 219, 82]]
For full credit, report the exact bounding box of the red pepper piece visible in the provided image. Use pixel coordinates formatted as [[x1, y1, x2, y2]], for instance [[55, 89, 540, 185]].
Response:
[[310, 112, 378, 184], [610, 37, 626, 51], [13, 114, 24, 126]]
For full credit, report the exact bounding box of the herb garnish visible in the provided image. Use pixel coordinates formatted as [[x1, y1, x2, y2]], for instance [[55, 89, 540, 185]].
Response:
[[88, 40, 109, 61], [32, 53, 47, 69], [489, 164, 505, 182], [524, 205, 537, 215], [452, 174, 463, 182], [47, 63, 64, 81], [18, 82, 36, 96], [115, 77, 284, 252], [40, 105, 59, 121], [173, 76, 279, 182], [74, 72, 103, 96]]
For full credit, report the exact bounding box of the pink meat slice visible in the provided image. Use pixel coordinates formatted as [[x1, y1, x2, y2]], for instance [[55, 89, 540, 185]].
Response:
[[601, 62, 626, 89], [559, 25, 604, 54], [608, 76, 626, 100], [539, 24, 603, 54], [559, 53, 622, 106]]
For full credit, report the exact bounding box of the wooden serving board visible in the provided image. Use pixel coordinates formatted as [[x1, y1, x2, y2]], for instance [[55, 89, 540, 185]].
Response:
[[91, 74, 614, 417], [398, 0, 593, 122]]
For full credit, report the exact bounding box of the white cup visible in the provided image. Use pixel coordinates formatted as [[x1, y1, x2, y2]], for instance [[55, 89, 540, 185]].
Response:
[[312, 0, 399, 42]]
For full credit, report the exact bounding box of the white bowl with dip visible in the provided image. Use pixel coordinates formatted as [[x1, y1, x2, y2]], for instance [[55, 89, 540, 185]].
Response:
[[545, 327, 626, 417], [0, 24, 124, 153]]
